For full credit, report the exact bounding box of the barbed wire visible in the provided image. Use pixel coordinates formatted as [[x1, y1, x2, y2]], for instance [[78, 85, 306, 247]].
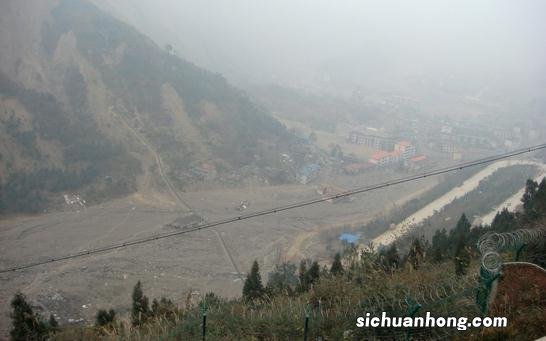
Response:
[[478, 226, 546, 274], [354, 274, 480, 316], [183, 272, 479, 340]]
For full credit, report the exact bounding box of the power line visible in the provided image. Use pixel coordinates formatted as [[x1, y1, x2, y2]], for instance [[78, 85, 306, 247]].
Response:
[[1, 143, 545, 274]]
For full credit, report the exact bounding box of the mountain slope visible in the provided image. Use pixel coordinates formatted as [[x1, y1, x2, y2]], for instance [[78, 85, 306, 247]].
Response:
[[0, 0, 304, 214]]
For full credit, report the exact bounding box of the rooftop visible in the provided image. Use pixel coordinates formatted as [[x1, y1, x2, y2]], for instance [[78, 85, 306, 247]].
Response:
[[410, 155, 427, 162], [370, 150, 401, 160]]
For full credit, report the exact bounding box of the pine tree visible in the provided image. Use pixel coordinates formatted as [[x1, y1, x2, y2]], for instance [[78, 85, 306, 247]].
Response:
[[330, 252, 344, 275], [491, 208, 516, 233], [454, 237, 471, 276], [201, 292, 222, 309], [535, 178, 546, 215], [151, 297, 177, 321], [406, 238, 424, 270], [10, 292, 49, 341], [380, 243, 400, 271], [430, 229, 448, 262], [296, 260, 321, 292], [307, 261, 320, 286], [450, 214, 471, 255], [453, 214, 471, 236], [243, 260, 265, 301], [131, 281, 150, 326], [297, 260, 308, 292], [266, 262, 298, 296], [95, 309, 116, 328], [522, 179, 538, 217]]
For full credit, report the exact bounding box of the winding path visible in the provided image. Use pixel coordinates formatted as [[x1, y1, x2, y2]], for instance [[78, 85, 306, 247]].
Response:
[[110, 106, 190, 211], [110, 107, 242, 282]]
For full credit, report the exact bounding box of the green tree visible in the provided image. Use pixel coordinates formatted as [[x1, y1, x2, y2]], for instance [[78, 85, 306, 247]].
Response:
[[454, 237, 471, 276], [266, 262, 298, 296], [451, 214, 471, 238], [406, 238, 424, 270], [379, 243, 400, 271], [95, 309, 116, 328], [491, 208, 517, 233], [522, 179, 538, 218], [297, 260, 320, 292], [131, 281, 150, 326], [243, 260, 265, 301], [429, 229, 448, 262], [307, 261, 321, 287], [10, 292, 49, 341], [534, 178, 546, 216], [201, 292, 222, 309], [151, 297, 177, 321], [330, 252, 344, 275], [449, 214, 471, 254], [297, 260, 308, 292]]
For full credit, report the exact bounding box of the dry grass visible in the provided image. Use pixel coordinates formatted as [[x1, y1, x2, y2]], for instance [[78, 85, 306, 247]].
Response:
[[52, 254, 485, 340]]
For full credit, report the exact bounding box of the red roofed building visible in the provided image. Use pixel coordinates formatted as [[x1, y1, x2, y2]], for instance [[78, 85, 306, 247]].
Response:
[[394, 140, 416, 160], [369, 150, 402, 166]]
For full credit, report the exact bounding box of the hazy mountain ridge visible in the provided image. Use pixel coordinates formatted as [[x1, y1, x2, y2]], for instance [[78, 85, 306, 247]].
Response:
[[0, 0, 303, 214]]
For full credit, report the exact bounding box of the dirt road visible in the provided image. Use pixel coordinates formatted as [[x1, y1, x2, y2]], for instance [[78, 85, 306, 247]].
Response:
[[111, 107, 243, 284], [110, 106, 191, 211]]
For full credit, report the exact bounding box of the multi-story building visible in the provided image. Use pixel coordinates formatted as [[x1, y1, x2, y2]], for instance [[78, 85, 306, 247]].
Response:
[[394, 141, 416, 160], [369, 150, 401, 166], [347, 131, 395, 151], [369, 141, 418, 167]]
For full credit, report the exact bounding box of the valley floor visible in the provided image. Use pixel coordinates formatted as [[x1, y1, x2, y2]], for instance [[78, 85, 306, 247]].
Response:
[[1, 159, 540, 336], [0, 171, 431, 336]]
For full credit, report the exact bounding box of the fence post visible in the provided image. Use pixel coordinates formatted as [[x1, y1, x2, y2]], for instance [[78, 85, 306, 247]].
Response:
[[201, 303, 208, 341], [404, 296, 421, 341], [515, 243, 526, 261], [304, 304, 310, 341], [476, 268, 501, 314]]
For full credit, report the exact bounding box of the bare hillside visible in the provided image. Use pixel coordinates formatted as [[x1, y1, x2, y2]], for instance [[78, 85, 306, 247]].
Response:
[[0, 0, 305, 214]]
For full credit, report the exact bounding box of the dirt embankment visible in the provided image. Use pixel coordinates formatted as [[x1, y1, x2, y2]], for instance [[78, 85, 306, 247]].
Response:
[[477, 162, 546, 225], [370, 159, 546, 248]]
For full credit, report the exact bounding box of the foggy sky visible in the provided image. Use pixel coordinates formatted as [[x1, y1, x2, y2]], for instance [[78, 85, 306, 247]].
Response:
[[94, 0, 546, 94]]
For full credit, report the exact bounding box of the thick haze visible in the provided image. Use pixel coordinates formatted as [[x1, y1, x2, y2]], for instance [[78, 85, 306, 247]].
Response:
[[94, 0, 546, 97]]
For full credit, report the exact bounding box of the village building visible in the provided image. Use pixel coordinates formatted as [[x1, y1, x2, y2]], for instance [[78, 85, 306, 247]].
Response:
[[347, 131, 395, 151], [369, 141, 418, 167], [394, 140, 416, 159]]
